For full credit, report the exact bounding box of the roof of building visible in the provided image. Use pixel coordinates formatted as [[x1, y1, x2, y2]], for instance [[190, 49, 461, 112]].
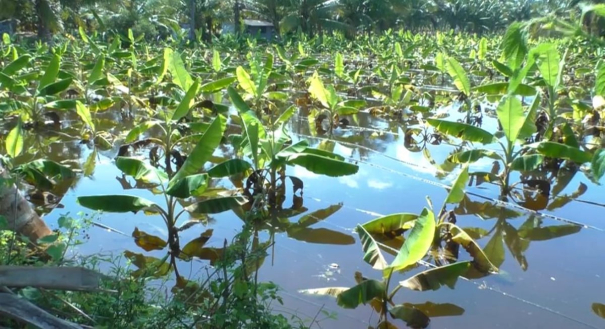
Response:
[[243, 20, 274, 27]]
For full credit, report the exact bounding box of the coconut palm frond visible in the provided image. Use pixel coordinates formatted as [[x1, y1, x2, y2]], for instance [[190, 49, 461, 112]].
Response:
[[37, 0, 64, 33]]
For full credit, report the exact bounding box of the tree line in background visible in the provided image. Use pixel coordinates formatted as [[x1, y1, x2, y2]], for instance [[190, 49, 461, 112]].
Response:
[[1, 0, 605, 41]]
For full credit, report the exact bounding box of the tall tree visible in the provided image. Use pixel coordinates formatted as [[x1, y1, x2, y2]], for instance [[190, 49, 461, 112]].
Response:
[[281, 0, 350, 36]]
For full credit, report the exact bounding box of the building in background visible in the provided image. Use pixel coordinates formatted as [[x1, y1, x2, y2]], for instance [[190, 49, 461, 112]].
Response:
[[221, 20, 275, 39]]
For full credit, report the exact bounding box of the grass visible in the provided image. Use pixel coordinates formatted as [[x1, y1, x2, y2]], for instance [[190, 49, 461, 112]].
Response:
[[0, 212, 320, 329]]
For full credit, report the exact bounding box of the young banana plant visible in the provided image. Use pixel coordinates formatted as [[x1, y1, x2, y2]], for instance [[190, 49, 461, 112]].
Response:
[[300, 166, 497, 329], [235, 52, 287, 111], [307, 71, 366, 135], [226, 87, 359, 211]]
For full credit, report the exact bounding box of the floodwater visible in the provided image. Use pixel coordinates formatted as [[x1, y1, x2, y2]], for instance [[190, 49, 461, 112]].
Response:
[[26, 100, 605, 329]]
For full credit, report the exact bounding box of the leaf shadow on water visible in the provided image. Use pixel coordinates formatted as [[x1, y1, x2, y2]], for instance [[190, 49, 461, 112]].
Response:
[[379, 301, 465, 329], [233, 199, 356, 246], [453, 194, 583, 272], [284, 203, 356, 245], [511, 167, 587, 212]]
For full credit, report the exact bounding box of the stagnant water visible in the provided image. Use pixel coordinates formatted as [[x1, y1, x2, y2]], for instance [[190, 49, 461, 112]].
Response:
[[31, 103, 605, 329]]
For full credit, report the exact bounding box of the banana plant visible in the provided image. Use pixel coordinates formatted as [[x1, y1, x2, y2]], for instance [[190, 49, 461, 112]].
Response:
[[429, 88, 543, 196], [1, 51, 72, 128], [435, 53, 475, 122], [121, 78, 206, 175], [370, 82, 427, 116], [77, 114, 246, 280], [224, 87, 359, 212], [333, 52, 363, 96], [300, 166, 497, 328], [235, 52, 287, 110], [122, 46, 234, 175], [307, 70, 366, 134], [2, 128, 76, 214]]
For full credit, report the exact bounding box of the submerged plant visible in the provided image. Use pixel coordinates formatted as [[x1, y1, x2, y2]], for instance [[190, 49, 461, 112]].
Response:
[[301, 166, 497, 328]]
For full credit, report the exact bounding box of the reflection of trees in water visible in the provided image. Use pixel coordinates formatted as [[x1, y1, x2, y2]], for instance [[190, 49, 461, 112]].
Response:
[[289, 110, 401, 160]]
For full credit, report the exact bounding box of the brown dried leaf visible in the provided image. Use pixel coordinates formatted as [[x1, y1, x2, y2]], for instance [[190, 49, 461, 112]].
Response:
[[132, 227, 167, 251]]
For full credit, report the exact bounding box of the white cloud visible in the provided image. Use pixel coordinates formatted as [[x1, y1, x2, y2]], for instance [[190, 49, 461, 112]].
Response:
[[339, 176, 359, 188], [367, 179, 392, 189]]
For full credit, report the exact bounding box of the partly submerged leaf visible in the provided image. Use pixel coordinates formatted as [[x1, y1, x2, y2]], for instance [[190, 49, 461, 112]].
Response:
[[592, 303, 605, 319], [361, 213, 419, 235], [14, 160, 75, 190], [402, 302, 465, 318], [179, 229, 215, 260], [295, 204, 343, 228], [124, 251, 171, 278], [389, 305, 430, 329], [336, 279, 386, 309], [387, 208, 435, 276], [132, 227, 167, 251], [462, 227, 490, 240], [357, 225, 388, 270], [448, 224, 498, 274], [399, 261, 472, 291], [502, 221, 529, 271], [483, 228, 505, 268], [83, 149, 97, 177], [427, 119, 495, 144]]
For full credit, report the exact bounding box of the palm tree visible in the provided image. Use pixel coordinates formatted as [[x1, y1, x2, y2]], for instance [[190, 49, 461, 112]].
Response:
[[280, 0, 350, 36], [0, 0, 64, 39]]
